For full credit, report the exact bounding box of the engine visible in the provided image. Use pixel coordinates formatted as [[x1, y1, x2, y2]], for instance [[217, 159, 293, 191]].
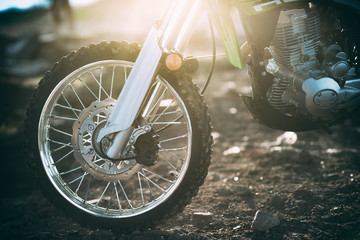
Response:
[[269, 8, 320, 75], [265, 6, 357, 120]]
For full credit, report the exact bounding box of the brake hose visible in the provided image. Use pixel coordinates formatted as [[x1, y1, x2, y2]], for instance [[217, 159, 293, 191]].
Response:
[[200, 16, 216, 94]]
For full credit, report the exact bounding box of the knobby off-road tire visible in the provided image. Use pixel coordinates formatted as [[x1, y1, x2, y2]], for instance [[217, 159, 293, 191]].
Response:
[[25, 41, 212, 231]]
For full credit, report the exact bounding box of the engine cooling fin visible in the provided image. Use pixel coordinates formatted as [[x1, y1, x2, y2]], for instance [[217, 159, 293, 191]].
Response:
[[267, 7, 321, 113]]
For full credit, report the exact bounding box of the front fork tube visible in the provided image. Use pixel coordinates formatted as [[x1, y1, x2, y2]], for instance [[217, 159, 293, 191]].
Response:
[[97, 27, 163, 159], [97, 0, 203, 159], [104, 82, 166, 159]]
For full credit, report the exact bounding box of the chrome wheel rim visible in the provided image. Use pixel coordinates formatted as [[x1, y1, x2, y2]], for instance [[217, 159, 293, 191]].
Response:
[[38, 60, 192, 218]]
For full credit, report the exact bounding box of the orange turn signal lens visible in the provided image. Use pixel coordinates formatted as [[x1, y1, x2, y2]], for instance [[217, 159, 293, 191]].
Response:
[[165, 54, 183, 71]]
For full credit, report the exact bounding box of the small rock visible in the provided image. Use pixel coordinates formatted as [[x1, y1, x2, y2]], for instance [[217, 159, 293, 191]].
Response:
[[223, 146, 242, 155], [217, 188, 232, 196], [216, 202, 228, 210], [275, 212, 286, 222], [191, 212, 213, 227], [275, 131, 297, 145], [235, 186, 252, 198], [251, 210, 280, 231], [311, 204, 324, 215], [192, 212, 213, 220]]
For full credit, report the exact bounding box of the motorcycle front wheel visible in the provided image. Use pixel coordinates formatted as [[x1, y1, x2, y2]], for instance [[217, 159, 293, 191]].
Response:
[[25, 41, 212, 231]]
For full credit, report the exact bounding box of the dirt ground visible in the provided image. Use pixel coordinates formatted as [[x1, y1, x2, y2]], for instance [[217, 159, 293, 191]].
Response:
[[1, 2, 360, 240], [1, 52, 360, 239]]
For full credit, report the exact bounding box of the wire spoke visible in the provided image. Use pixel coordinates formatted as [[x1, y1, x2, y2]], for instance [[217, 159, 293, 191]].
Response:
[[159, 146, 187, 151], [52, 144, 70, 153], [113, 182, 122, 210], [140, 169, 166, 192], [47, 139, 71, 146], [146, 87, 168, 117], [118, 180, 134, 209], [150, 121, 185, 125], [96, 182, 111, 206], [124, 66, 128, 82], [139, 169, 155, 200], [159, 155, 179, 172], [70, 85, 86, 109], [107, 187, 116, 210], [90, 72, 110, 100], [160, 134, 187, 143], [75, 172, 87, 194], [55, 149, 74, 164], [99, 67, 103, 101], [110, 66, 115, 98], [68, 172, 89, 185], [51, 115, 77, 121], [84, 175, 92, 201], [138, 172, 145, 206], [49, 127, 73, 137], [59, 165, 82, 175], [159, 147, 184, 161], [55, 103, 82, 113], [79, 77, 99, 101], [155, 114, 184, 133], [143, 168, 173, 183], [146, 110, 182, 118], [152, 98, 175, 124], [60, 94, 79, 118]]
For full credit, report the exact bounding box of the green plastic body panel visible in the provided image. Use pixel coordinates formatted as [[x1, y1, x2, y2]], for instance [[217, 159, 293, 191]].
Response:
[[208, 0, 243, 69], [208, 0, 309, 69], [231, 0, 308, 15]]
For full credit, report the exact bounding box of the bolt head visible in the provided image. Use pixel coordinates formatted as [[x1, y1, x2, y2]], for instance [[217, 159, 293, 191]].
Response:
[[101, 138, 110, 145], [144, 126, 151, 132]]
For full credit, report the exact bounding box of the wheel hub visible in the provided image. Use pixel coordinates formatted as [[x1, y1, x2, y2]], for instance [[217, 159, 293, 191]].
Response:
[[72, 98, 141, 181]]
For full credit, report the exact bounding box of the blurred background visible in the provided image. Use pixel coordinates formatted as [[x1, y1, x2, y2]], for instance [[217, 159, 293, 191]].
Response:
[[0, 0, 223, 78]]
